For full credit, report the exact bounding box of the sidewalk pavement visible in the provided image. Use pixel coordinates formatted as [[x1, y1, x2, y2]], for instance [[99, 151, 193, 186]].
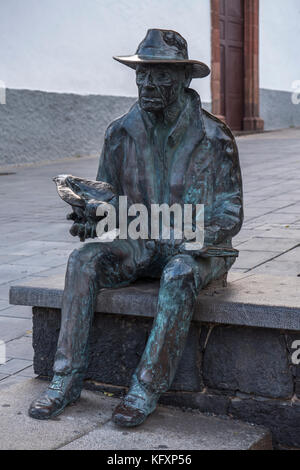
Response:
[[0, 127, 299, 388], [0, 379, 271, 450]]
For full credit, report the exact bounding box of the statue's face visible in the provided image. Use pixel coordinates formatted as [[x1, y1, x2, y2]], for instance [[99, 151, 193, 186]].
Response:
[[136, 63, 188, 113]]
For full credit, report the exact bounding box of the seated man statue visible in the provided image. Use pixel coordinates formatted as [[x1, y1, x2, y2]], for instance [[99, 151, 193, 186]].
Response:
[[29, 29, 243, 427]]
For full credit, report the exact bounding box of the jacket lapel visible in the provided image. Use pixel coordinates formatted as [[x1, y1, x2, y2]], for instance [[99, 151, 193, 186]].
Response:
[[168, 89, 206, 205], [122, 90, 206, 206]]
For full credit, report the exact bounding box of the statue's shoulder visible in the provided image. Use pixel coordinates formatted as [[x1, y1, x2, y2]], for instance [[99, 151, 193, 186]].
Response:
[[202, 109, 235, 146], [104, 101, 139, 142], [202, 109, 239, 163]]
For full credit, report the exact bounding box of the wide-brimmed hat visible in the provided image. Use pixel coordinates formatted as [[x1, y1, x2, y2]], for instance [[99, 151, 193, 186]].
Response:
[[113, 29, 210, 79]]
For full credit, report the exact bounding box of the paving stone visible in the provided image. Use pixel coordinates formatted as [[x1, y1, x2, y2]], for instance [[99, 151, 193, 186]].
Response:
[[243, 207, 276, 220], [0, 374, 30, 390], [6, 336, 34, 361], [0, 378, 271, 450], [275, 246, 300, 262], [60, 405, 271, 451], [0, 240, 80, 257], [16, 365, 36, 378], [0, 373, 9, 381], [0, 358, 32, 376], [0, 280, 22, 300], [0, 300, 10, 311], [250, 213, 300, 226], [0, 317, 32, 342], [0, 255, 31, 264], [273, 203, 300, 214], [0, 379, 115, 450], [252, 226, 300, 239], [0, 305, 32, 319], [252, 260, 300, 277], [0, 264, 49, 285], [11, 253, 69, 269], [236, 237, 299, 252], [232, 250, 280, 270]]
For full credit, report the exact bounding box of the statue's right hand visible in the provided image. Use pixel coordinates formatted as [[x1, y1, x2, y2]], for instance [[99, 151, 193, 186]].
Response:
[[70, 221, 97, 242]]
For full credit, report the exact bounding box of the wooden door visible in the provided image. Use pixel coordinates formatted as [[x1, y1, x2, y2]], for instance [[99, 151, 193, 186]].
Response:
[[219, 0, 245, 130]]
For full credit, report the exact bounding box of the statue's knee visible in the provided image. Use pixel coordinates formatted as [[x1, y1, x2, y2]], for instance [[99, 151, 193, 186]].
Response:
[[162, 256, 195, 284], [67, 245, 102, 273]]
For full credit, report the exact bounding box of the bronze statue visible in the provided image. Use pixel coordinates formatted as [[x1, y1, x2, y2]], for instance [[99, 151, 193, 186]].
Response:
[[28, 29, 243, 427]]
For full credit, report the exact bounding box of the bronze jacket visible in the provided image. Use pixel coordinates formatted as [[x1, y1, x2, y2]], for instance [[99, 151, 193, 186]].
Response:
[[97, 89, 243, 247]]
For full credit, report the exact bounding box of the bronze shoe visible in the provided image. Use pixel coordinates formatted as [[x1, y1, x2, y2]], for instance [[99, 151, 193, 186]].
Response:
[[112, 392, 158, 428], [28, 374, 82, 420], [112, 401, 147, 428]]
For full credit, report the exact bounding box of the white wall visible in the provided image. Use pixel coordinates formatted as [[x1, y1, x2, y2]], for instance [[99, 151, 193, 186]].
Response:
[[260, 0, 300, 92], [1, 0, 212, 102]]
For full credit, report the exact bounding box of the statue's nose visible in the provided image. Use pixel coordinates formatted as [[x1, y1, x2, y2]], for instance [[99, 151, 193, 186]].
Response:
[[144, 71, 155, 88]]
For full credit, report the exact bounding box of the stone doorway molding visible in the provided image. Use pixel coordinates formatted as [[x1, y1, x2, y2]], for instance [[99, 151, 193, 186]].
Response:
[[211, 0, 264, 131]]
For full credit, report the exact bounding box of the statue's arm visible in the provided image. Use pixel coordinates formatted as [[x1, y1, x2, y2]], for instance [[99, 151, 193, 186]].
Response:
[[205, 136, 243, 246]]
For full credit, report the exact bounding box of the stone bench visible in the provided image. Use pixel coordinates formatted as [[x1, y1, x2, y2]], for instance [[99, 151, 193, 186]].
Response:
[[9, 273, 300, 449]]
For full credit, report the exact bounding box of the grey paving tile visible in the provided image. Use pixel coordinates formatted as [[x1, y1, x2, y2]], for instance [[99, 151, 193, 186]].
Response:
[[275, 246, 300, 262], [247, 226, 300, 239], [251, 260, 300, 277], [273, 203, 300, 214], [60, 403, 270, 451], [0, 306, 32, 319], [243, 207, 276, 220], [0, 374, 29, 390], [0, 255, 32, 264], [0, 358, 32, 376], [0, 317, 32, 342], [6, 336, 34, 361], [29, 265, 67, 278], [265, 195, 300, 204], [251, 213, 300, 226], [233, 251, 280, 270], [236, 237, 300, 252], [11, 253, 69, 269], [0, 283, 11, 301], [0, 300, 10, 311], [16, 365, 36, 378], [0, 240, 79, 257], [0, 373, 9, 381], [0, 264, 52, 286]]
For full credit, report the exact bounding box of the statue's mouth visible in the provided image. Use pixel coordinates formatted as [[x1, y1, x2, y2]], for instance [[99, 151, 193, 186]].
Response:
[[141, 97, 162, 104]]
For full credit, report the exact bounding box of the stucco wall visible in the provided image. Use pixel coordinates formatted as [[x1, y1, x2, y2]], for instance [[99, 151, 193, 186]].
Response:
[[259, 0, 300, 94], [1, 0, 212, 103], [259, 0, 300, 129]]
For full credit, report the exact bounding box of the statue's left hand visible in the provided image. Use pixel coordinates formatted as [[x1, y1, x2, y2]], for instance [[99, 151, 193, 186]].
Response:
[[67, 201, 105, 241]]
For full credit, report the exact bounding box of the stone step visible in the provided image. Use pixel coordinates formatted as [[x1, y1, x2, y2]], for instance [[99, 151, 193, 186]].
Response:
[[0, 378, 272, 450]]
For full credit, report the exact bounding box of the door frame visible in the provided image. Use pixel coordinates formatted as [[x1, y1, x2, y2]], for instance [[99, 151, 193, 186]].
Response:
[[211, 0, 264, 131]]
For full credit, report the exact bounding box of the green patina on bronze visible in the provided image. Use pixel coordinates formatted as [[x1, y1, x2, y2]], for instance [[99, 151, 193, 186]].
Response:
[[29, 29, 243, 427]]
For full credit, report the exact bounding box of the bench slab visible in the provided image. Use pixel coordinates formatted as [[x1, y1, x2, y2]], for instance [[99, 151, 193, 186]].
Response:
[[10, 272, 300, 330]]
